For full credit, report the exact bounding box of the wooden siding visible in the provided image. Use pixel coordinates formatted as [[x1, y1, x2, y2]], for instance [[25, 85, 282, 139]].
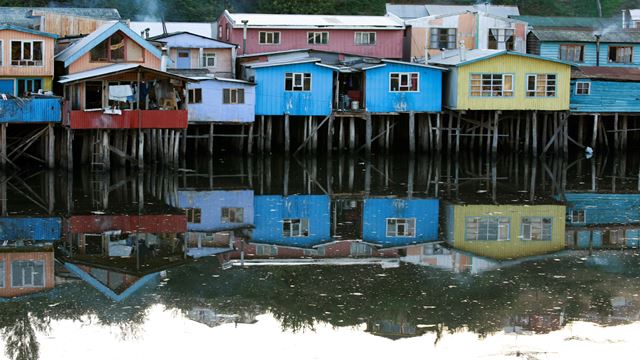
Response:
[[69, 109, 187, 129], [0, 30, 55, 77], [254, 62, 334, 116], [187, 80, 255, 123], [364, 62, 443, 113], [0, 251, 55, 298], [169, 47, 233, 76], [37, 12, 119, 37], [455, 54, 571, 111], [362, 198, 439, 247], [0, 97, 61, 123], [446, 204, 566, 260], [68, 48, 161, 74], [540, 42, 640, 67], [564, 193, 640, 225], [570, 79, 640, 113]]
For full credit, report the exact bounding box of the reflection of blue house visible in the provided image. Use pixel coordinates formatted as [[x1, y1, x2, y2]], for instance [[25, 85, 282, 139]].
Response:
[[177, 190, 254, 232], [0, 217, 61, 244], [253, 195, 331, 247], [564, 193, 640, 249], [362, 198, 439, 247]]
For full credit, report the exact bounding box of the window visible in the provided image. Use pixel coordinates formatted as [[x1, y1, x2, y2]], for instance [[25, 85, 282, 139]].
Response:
[[255, 244, 278, 256], [355, 32, 376, 45], [521, 217, 553, 241], [429, 28, 456, 49], [609, 46, 633, 64], [488, 29, 515, 50], [226, 24, 230, 41], [0, 261, 4, 288], [386, 218, 416, 237], [307, 32, 328, 45], [526, 74, 556, 97], [285, 73, 311, 91], [470, 74, 514, 97], [560, 44, 584, 62], [16, 78, 42, 96], [576, 81, 591, 95], [201, 52, 216, 67], [282, 218, 309, 237], [221, 207, 244, 223], [185, 208, 202, 223], [85, 81, 103, 109], [390, 72, 419, 92], [350, 242, 373, 256], [223, 88, 245, 104], [465, 217, 510, 241], [188, 88, 202, 104], [571, 210, 586, 223], [218, 25, 222, 39], [259, 31, 280, 44], [10, 40, 43, 66], [11, 260, 44, 287], [90, 33, 126, 62]]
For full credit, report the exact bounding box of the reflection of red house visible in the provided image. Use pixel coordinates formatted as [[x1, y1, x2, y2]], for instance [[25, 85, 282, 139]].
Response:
[[0, 249, 55, 298], [67, 214, 187, 233]]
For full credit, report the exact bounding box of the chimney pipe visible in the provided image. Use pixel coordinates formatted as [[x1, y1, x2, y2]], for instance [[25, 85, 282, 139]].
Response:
[[595, 34, 601, 66], [161, 47, 168, 72], [241, 20, 249, 55], [622, 10, 627, 29], [458, 40, 466, 61], [144, 28, 150, 39], [161, 16, 168, 36]]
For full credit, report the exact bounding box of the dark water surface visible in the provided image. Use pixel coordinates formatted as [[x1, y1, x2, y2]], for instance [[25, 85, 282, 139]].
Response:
[[1, 153, 640, 359]]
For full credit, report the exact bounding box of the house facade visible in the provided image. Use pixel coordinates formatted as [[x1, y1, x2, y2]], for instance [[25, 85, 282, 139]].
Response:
[[0, 248, 55, 298], [570, 67, 640, 113], [362, 198, 439, 247], [186, 78, 255, 123]]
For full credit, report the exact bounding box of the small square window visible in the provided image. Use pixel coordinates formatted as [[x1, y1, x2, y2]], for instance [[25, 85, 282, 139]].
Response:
[[576, 82, 590, 95], [571, 210, 586, 223], [386, 218, 416, 237], [188, 88, 202, 104], [185, 208, 202, 223], [283, 218, 309, 237], [221, 207, 244, 223]]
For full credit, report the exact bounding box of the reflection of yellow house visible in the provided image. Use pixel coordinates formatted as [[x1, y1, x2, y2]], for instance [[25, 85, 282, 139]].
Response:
[[444, 204, 565, 259]]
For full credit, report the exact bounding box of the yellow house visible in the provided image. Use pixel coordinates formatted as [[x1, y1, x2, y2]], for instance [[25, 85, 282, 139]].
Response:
[[429, 49, 571, 111], [0, 25, 58, 96], [444, 203, 566, 260]]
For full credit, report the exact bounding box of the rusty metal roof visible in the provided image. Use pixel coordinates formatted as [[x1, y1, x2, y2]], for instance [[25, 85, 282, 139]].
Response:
[[572, 66, 640, 82], [532, 29, 640, 43]]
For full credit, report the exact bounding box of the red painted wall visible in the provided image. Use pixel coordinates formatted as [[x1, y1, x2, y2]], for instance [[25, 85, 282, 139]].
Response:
[[69, 109, 188, 129], [68, 215, 187, 233]]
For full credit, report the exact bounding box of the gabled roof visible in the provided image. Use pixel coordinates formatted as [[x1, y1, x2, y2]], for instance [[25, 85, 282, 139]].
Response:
[[428, 49, 572, 67], [572, 66, 640, 82], [222, 10, 404, 29], [130, 21, 215, 38], [511, 15, 618, 29], [0, 24, 58, 38], [387, 3, 519, 20], [148, 31, 236, 48], [55, 21, 162, 67], [531, 29, 640, 43]]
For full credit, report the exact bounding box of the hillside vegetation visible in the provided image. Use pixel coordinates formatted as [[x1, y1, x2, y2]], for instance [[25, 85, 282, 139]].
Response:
[[2, 0, 638, 22]]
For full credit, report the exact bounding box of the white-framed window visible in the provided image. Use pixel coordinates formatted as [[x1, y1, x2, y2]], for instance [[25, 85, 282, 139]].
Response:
[[11, 260, 44, 288], [527, 74, 557, 97], [470, 74, 514, 97], [571, 210, 586, 223], [259, 31, 280, 44], [429, 28, 456, 49], [386, 218, 416, 237], [285, 73, 311, 91], [355, 32, 376, 45], [10, 40, 43, 66], [307, 31, 328, 45], [560, 44, 584, 62], [185, 208, 202, 223], [521, 217, 553, 241], [201, 52, 216, 67], [390, 72, 419, 92], [221, 207, 244, 223], [255, 244, 278, 256], [576, 81, 591, 95], [350, 242, 374, 256], [282, 218, 309, 237], [188, 88, 202, 104], [465, 217, 511, 241], [223, 88, 245, 104], [0, 261, 4, 288]]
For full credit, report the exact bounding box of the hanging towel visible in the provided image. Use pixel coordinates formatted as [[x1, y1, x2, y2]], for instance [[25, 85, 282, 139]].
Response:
[[108, 85, 133, 102]]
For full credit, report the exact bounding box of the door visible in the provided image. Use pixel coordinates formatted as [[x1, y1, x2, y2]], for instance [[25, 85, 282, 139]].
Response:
[[177, 50, 191, 69], [0, 79, 15, 95]]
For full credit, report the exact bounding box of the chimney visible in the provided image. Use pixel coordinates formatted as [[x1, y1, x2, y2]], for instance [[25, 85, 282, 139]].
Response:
[[595, 34, 601, 66], [458, 40, 466, 61], [241, 20, 249, 55], [145, 28, 150, 39], [161, 16, 168, 35], [161, 46, 168, 72], [622, 10, 627, 29]]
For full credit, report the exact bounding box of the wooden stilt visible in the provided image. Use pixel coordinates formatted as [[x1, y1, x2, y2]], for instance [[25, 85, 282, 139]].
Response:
[[447, 111, 453, 153], [524, 112, 530, 154], [531, 111, 538, 156], [614, 113, 619, 151], [409, 111, 415, 153], [0, 124, 6, 169], [181, 129, 187, 157], [137, 130, 144, 168], [577, 115, 584, 147], [266, 116, 273, 153], [284, 114, 290, 153], [592, 114, 599, 149], [435, 112, 442, 152], [339, 117, 345, 151], [563, 113, 569, 154], [622, 115, 628, 150], [515, 112, 521, 153], [47, 123, 55, 169], [456, 112, 461, 154], [208, 123, 214, 155], [365, 112, 372, 154], [385, 117, 391, 153], [311, 117, 317, 153], [492, 111, 500, 155], [102, 130, 110, 170], [66, 128, 73, 170], [258, 115, 264, 153], [327, 115, 334, 155], [349, 116, 355, 152], [248, 123, 254, 155]]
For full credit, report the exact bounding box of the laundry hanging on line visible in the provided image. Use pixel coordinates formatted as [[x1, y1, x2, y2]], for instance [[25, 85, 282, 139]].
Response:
[[108, 85, 134, 102]]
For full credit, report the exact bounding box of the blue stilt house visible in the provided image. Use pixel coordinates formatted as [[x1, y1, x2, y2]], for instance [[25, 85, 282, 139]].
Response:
[[570, 67, 640, 113], [0, 217, 61, 246]]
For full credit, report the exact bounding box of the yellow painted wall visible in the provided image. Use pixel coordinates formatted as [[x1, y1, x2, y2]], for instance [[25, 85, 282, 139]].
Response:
[[456, 54, 571, 111], [449, 204, 566, 260]]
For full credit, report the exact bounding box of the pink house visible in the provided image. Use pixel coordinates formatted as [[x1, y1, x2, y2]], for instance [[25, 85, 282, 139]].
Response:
[[217, 10, 405, 59]]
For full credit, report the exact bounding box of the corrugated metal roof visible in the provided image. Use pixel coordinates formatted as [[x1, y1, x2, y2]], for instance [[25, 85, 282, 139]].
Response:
[[59, 64, 193, 84], [428, 49, 570, 67], [572, 66, 640, 82], [0, 24, 58, 38], [0, 7, 119, 28], [130, 21, 215, 38], [511, 15, 619, 29], [424, 4, 519, 17], [385, 4, 428, 20], [223, 10, 404, 29], [147, 32, 235, 48], [532, 29, 640, 43]]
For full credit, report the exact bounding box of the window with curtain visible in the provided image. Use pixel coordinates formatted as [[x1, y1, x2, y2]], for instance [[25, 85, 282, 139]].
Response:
[[430, 28, 456, 49], [470, 74, 513, 97]]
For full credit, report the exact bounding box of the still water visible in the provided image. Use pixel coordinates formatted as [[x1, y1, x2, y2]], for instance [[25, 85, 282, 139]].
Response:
[[1, 153, 640, 359]]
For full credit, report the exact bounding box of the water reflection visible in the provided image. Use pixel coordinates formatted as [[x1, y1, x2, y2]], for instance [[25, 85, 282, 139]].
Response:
[[1, 153, 640, 358]]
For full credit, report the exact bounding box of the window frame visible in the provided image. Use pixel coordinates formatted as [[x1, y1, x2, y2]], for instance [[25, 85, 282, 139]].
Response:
[[521, 217, 553, 241], [201, 52, 216, 67], [355, 32, 376, 45], [464, 216, 511, 241], [469, 73, 514, 97], [571, 210, 586, 224], [429, 28, 457, 50], [184, 208, 202, 223], [221, 207, 244, 223], [11, 260, 45, 288], [16, 78, 43, 96], [608, 45, 633, 64], [282, 218, 309, 237], [258, 31, 281, 45], [575, 81, 591, 95], [223, 88, 245, 104], [559, 44, 585, 63], [526, 73, 557, 98], [389, 72, 420, 92], [10, 40, 44, 66], [487, 28, 515, 50], [307, 31, 329, 45], [284, 72, 311, 92], [89, 33, 129, 63], [188, 88, 202, 104], [386, 218, 417, 238]]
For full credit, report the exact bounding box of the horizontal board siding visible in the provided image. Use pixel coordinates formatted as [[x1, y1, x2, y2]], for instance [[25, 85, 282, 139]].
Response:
[[68, 50, 161, 74], [456, 54, 571, 111], [541, 42, 640, 67], [570, 79, 640, 113], [449, 204, 566, 260], [0, 251, 55, 298], [0, 30, 55, 77], [69, 109, 187, 129], [565, 193, 640, 225], [0, 217, 61, 241], [0, 97, 61, 123], [177, 190, 255, 231], [254, 62, 333, 116], [69, 214, 187, 233], [188, 80, 255, 122], [365, 63, 443, 113], [362, 198, 439, 247]]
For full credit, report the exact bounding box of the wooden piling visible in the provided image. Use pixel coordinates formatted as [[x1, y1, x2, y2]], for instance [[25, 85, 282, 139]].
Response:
[[102, 130, 110, 170], [339, 117, 345, 151], [614, 113, 619, 151], [266, 116, 273, 153], [531, 111, 538, 156], [456, 112, 461, 154], [208, 123, 214, 155], [435, 112, 442, 152], [0, 124, 6, 169], [365, 112, 372, 154], [248, 123, 254, 155], [447, 111, 453, 153], [349, 116, 355, 152], [409, 111, 415, 153], [515, 112, 521, 153], [492, 111, 499, 155], [327, 115, 334, 155], [284, 114, 290, 153], [137, 130, 144, 169], [47, 123, 55, 169], [524, 112, 530, 154], [592, 114, 599, 149]]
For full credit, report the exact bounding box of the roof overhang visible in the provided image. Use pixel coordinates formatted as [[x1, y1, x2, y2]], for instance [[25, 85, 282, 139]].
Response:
[[59, 64, 195, 84]]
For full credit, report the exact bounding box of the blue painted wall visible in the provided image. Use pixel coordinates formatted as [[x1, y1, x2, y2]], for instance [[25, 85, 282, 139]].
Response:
[[0, 217, 61, 241], [177, 190, 254, 232], [564, 193, 640, 225], [253, 195, 331, 247], [362, 198, 439, 247], [187, 79, 255, 123], [0, 98, 61, 123], [253, 62, 334, 116], [570, 79, 640, 113], [365, 63, 443, 113], [540, 42, 640, 67]]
